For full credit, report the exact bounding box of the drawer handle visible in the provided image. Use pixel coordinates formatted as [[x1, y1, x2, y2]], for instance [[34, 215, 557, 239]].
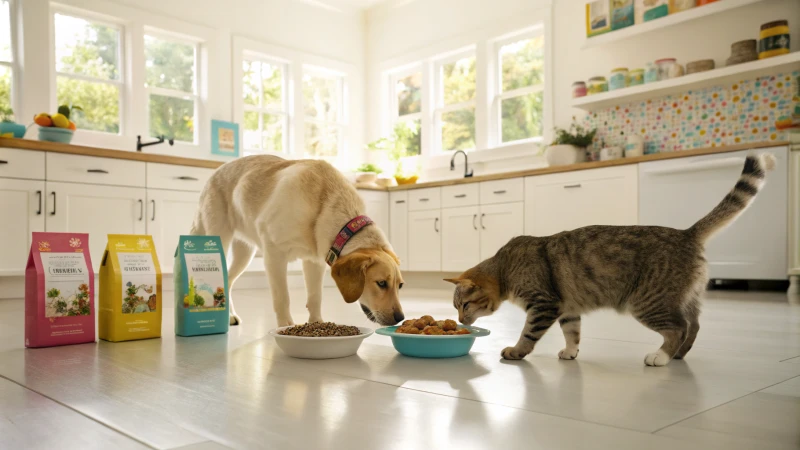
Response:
[[50, 192, 56, 216], [480, 213, 486, 230], [0, 160, 8, 164], [87, 169, 109, 174], [564, 184, 582, 189], [419, 198, 429, 202], [454, 194, 467, 198], [151, 199, 156, 221], [177, 176, 199, 181], [473, 214, 477, 230], [36, 191, 42, 215], [493, 190, 506, 194], [138, 199, 143, 221], [395, 200, 405, 204], [434, 217, 439, 232]]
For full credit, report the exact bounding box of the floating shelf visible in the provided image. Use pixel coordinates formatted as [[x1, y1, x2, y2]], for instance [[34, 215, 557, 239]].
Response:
[[571, 52, 800, 112], [582, 0, 767, 49]]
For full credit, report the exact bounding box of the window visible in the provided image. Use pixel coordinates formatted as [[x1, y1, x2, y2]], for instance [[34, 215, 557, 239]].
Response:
[[496, 33, 544, 144], [0, 0, 12, 116], [303, 68, 345, 159], [390, 71, 422, 155], [54, 12, 123, 133], [435, 53, 476, 152], [145, 34, 198, 143], [242, 56, 287, 154]]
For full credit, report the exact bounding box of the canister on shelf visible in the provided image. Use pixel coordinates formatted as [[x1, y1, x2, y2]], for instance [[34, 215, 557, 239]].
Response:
[[572, 81, 588, 98], [609, 68, 629, 90], [669, 0, 695, 13], [656, 58, 678, 80], [624, 135, 644, 158], [629, 68, 644, 86], [587, 76, 608, 95], [727, 39, 758, 66], [697, 0, 717, 4], [759, 20, 790, 59], [686, 59, 715, 74], [644, 62, 659, 83]]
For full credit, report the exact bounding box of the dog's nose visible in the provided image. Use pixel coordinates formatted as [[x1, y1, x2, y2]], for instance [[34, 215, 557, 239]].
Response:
[[393, 311, 405, 323]]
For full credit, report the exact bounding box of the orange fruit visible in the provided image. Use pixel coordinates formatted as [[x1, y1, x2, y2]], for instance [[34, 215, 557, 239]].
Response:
[[68, 121, 76, 131], [34, 113, 52, 127]]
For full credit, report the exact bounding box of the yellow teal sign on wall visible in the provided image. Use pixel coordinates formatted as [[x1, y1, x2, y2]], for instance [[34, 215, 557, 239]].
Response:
[[211, 119, 239, 157]]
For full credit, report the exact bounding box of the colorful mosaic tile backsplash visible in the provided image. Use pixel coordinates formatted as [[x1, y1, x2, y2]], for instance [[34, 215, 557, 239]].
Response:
[[582, 70, 799, 160]]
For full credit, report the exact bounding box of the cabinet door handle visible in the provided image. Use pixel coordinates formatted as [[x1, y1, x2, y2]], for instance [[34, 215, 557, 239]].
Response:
[[473, 214, 477, 230], [0, 160, 8, 164], [480, 213, 486, 230], [138, 199, 143, 221], [419, 198, 429, 202], [454, 194, 467, 198], [150, 199, 156, 221], [395, 200, 405, 204], [434, 217, 439, 232], [564, 184, 582, 189], [50, 192, 56, 216], [87, 169, 109, 174], [36, 191, 42, 215], [493, 190, 506, 194], [177, 176, 198, 181]]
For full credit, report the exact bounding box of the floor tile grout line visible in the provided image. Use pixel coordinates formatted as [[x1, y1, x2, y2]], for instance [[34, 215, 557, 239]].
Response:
[[649, 374, 800, 434], [0, 373, 159, 450]]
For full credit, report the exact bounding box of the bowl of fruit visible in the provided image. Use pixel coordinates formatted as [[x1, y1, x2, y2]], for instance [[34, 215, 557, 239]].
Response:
[[35, 105, 80, 144]]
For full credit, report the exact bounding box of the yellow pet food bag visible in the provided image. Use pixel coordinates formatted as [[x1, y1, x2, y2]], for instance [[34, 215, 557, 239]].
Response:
[[99, 235, 162, 342]]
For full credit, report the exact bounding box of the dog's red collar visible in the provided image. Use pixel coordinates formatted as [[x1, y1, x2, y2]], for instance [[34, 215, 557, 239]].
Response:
[[326, 215, 373, 266]]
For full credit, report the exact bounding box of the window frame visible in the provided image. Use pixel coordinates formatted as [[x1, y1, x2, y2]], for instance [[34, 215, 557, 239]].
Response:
[[301, 64, 347, 161], [433, 48, 477, 154], [388, 65, 423, 156], [143, 29, 201, 145], [50, 6, 126, 136], [492, 25, 546, 147], [0, 0, 18, 117], [240, 51, 290, 156]]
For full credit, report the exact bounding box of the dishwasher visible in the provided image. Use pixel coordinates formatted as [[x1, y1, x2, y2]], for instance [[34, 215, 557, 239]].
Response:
[[638, 147, 788, 281]]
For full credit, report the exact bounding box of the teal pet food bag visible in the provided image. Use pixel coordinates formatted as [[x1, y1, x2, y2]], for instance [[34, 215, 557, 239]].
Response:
[[174, 236, 230, 337]]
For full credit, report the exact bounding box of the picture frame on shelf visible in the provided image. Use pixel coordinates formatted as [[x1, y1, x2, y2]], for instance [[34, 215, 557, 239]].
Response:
[[211, 120, 240, 157]]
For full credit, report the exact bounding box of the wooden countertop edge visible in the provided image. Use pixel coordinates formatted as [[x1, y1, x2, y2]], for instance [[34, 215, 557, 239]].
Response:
[[0, 137, 226, 169], [382, 141, 790, 191]]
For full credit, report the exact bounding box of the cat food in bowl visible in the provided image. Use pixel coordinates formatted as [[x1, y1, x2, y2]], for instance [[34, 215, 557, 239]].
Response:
[[377, 315, 490, 358], [269, 322, 373, 359]]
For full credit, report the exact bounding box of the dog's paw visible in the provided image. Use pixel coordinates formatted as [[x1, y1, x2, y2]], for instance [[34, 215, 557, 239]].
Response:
[[308, 315, 324, 323], [229, 312, 242, 326], [277, 317, 295, 328], [558, 347, 579, 360], [644, 350, 671, 367], [501, 346, 528, 360]]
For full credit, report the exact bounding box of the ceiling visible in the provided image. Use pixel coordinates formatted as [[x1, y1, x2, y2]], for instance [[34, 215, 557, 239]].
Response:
[[294, 0, 411, 12]]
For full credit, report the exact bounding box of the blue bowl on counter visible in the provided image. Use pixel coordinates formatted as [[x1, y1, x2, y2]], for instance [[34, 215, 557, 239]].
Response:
[[0, 121, 27, 138], [376, 325, 491, 358], [38, 127, 74, 144]]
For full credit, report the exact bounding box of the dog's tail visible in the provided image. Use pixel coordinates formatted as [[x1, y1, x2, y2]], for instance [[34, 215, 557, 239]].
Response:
[[689, 153, 775, 242]]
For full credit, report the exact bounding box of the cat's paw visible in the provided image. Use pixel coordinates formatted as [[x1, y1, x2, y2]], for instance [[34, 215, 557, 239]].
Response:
[[501, 346, 528, 360], [558, 347, 579, 360], [644, 350, 671, 367], [229, 312, 242, 326]]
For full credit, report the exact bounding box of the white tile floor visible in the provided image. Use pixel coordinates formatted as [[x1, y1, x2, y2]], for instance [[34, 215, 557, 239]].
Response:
[[1, 287, 798, 450]]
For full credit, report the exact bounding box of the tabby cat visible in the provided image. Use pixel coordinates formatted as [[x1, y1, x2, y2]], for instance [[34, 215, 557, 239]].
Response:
[[446, 153, 775, 366]]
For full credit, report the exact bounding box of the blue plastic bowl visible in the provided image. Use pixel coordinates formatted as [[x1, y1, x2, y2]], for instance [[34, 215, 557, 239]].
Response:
[[376, 325, 490, 358], [38, 126, 74, 144], [0, 122, 26, 138]]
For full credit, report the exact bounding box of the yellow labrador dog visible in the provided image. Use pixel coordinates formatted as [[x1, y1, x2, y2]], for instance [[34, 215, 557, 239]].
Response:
[[192, 155, 405, 327]]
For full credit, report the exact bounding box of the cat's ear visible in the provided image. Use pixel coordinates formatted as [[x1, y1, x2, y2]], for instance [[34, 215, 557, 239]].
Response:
[[443, 278, 460, 284]]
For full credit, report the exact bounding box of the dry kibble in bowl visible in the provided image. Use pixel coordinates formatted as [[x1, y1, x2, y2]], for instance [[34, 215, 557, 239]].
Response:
[[396, 317, 471, 335], [278, 322, 361, 337]]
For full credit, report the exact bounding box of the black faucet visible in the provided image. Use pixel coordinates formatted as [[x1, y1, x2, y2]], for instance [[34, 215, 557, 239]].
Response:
[[137, 135, 174, 152], [450, 150, 473, 178]]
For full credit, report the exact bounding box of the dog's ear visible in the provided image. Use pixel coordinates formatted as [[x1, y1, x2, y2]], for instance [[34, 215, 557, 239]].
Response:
[[331, 251, 373, 303]]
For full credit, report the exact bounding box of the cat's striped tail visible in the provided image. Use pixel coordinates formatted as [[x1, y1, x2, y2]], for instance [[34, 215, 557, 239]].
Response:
[[689, 153, 776, 242]]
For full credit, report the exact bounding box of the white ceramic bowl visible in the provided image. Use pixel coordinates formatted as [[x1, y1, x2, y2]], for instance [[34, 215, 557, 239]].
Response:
[[355, 172, 378, 184], [269, 326, 374, 359]]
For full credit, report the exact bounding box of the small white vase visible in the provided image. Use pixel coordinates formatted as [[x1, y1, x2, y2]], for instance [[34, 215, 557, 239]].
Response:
[[545, 145, 586, 166]]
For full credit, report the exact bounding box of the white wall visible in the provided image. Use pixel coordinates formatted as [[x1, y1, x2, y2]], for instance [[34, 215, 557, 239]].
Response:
[[15, 0, 366, 164], [365, 0, 800, 176]]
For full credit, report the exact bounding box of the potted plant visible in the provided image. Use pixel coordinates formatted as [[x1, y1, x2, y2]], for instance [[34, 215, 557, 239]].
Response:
[[364, 122, 421, 185], [545, 121, 597, 166], [354, 163, 382, 185], [0, 107, 27, 138]]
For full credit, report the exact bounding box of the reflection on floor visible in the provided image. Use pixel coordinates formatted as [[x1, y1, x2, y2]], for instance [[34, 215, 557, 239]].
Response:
[[0, 287, 798, 450]]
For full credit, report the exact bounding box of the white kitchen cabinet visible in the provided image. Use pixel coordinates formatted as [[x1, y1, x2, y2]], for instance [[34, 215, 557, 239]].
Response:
[[360, 190, 390, 231], [639, 148, 788, 280], [389, 191, 409, 271], [480, 202, 524, 259], [146, 189, 200, 272], [0, 179, 45, 275], [525, 165, 638, 236], [408, 210, 441, 271], [45, 181, 147, 268], [441, 206, 480, 272]]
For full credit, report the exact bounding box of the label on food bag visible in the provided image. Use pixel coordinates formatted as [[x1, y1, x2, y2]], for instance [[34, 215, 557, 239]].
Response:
[[183, 253, 227, 312], [41, 253, 91, 318], [119, 252, 158, 314]]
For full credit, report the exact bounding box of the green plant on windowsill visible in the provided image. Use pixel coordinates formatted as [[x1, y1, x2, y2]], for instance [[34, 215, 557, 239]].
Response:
[[355, 163, 382, 174], [546, 120, 597, 166], [364, 122, 421, 181]]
